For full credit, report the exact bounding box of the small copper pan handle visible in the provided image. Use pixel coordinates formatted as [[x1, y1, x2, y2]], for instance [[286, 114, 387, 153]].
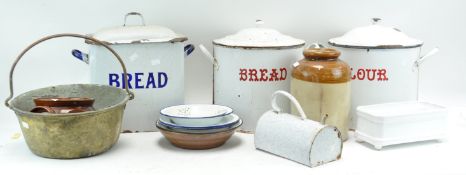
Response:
[[5, 33, 135, 108]]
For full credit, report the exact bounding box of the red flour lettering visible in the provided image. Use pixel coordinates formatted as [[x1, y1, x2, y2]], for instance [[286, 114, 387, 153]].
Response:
[[357, 69, 365, 80], [349, 67, 389, 82], [377, 69, 388, 81], [365, 69, 377, 81]]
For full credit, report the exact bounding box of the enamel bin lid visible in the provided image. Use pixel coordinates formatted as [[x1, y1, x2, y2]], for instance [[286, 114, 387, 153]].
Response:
[[213, 20, 305, 49], [329, 18, 423, 49], [88, 12, 187, 44]]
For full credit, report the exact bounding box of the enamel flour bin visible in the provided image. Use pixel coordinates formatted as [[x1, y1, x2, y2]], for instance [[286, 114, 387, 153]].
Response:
[[200, 21, 305, 132], [328, 18, 438, 129], [74, 12, 194, 132]]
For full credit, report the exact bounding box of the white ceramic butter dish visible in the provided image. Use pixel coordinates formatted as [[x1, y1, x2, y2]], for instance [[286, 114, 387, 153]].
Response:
[[355, 101, 447, 150]]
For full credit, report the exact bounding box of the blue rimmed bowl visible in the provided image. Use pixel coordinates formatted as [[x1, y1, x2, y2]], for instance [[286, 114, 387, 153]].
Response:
[[156, 119, 242, 149], [159, 113, 240, 130], [160, 104, 233, 127]]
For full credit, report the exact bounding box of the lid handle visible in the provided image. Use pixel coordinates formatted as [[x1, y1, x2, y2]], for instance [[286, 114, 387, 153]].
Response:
[[372, 17, 381, 25], [255, 19, 264, 27], [271, 90, 307, 120], [123, 12, 146, 26]]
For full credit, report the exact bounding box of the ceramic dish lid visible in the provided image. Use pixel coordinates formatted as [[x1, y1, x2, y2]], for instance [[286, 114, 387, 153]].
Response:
[[88, 12, 187, 45], [356, 101, 447, 123], [328, 18, 423, 49], [213, 20, 305, 49]]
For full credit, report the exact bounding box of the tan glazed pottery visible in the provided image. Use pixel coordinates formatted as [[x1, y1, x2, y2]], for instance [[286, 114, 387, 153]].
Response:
[[156, 120, 241, 150], [291, 48, 351, 140]]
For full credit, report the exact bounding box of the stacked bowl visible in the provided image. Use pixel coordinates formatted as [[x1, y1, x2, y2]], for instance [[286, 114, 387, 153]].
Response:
[[157, 104, 242, 149]]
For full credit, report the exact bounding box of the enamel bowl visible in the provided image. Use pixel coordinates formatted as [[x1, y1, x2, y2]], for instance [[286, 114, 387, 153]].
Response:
[[160, 104, 233, 127], [159, 113, 240, 130], [156, 119, 242, 149]]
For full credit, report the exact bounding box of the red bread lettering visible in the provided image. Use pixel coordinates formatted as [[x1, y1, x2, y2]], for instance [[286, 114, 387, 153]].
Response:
[[279, 68, 287, 81], [259, 69, 268, 81], [239, 68, 248, 81], [269, 68, 279, 81], [248, 69, 258, 81], [238, 68, 288, 82]]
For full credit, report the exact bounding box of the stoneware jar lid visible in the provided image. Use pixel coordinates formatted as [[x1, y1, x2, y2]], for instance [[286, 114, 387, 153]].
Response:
[[213, 20, 305, 49], [328, 18, 423, 49], [303, 48, 341, 59], [89, 12, 187, 44]]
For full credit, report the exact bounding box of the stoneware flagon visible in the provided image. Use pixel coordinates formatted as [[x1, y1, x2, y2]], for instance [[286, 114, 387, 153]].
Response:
[[290, 47, 351, 141]]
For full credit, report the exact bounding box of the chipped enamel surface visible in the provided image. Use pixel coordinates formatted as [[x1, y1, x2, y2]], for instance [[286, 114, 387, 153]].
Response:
[[255, 91, 342, 167], [213, 21, 304, 48], [329, 19, 422, 49], [91, 25, 187, 44]]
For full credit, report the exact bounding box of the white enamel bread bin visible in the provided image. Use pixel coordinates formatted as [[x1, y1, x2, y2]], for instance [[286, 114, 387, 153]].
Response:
[[355, 101, 447, 150], [73, 12, 194, 132], [199, 20, 305, 132]]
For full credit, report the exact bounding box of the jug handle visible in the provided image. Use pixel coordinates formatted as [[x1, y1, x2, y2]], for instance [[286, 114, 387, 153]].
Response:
[[199, 44, 219, 70], [271, 90, 307, 120], [5, 33, 135, 108]]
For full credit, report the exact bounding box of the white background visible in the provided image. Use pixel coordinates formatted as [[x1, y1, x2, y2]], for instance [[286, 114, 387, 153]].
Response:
[[0, 0, 466, 174], [1, 0, 466, 109]]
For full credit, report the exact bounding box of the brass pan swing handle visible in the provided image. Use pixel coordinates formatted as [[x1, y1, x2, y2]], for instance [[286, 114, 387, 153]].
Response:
[[5, 33, 135, 108]]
